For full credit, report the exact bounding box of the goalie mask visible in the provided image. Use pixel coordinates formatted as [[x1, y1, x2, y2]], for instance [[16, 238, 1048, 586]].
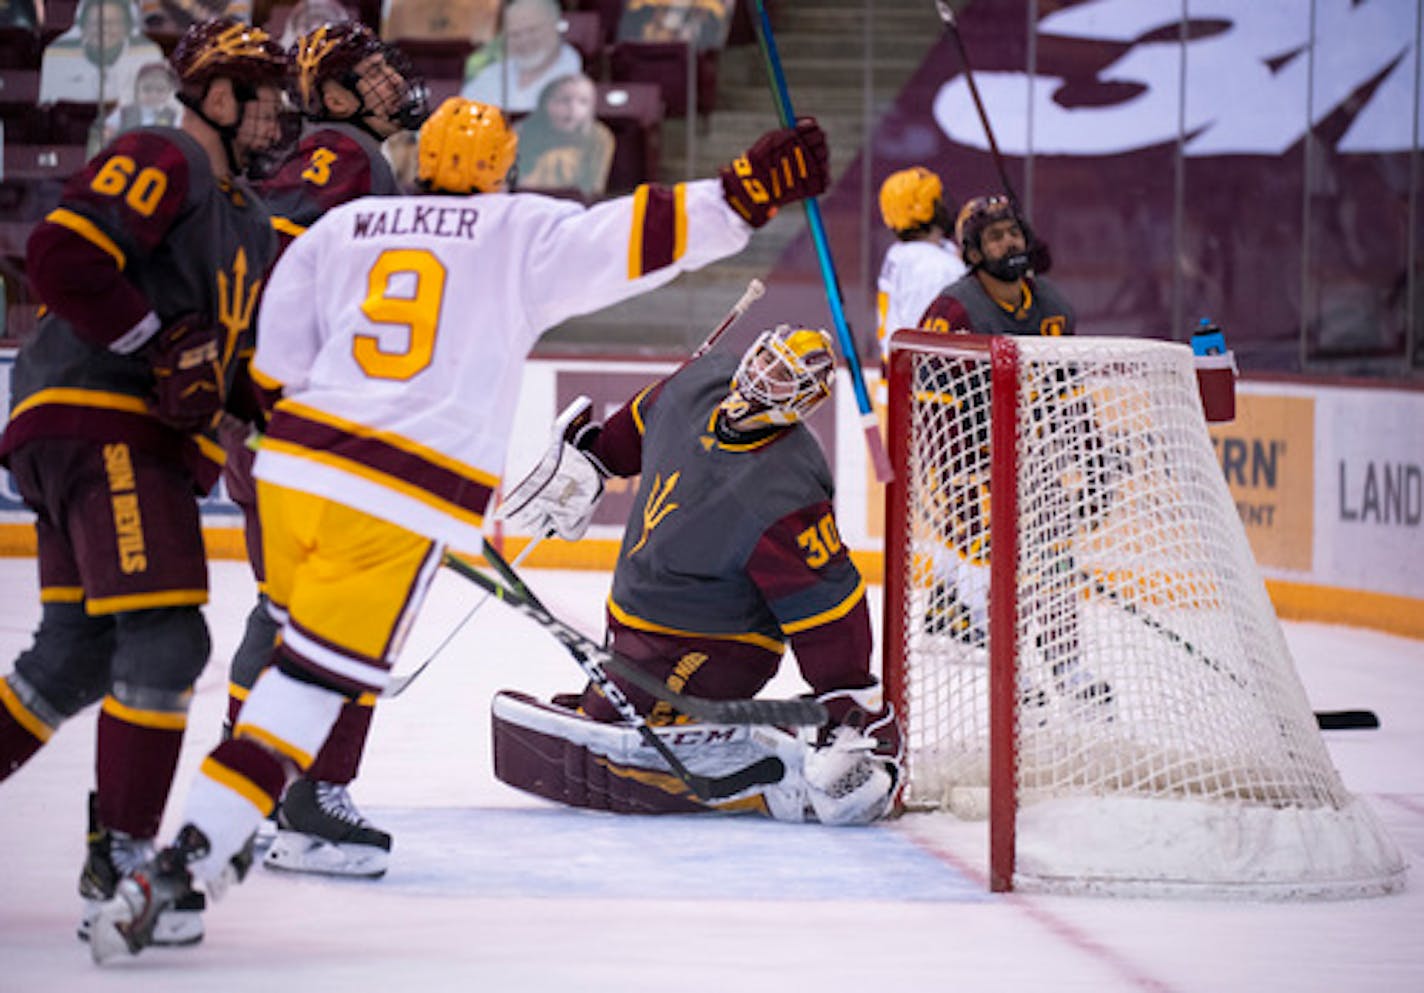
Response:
[[879, 166, 952, 239], [720, 325, 836, 431], [955, 194, 1030, 283], [417, 97, 519, 195]]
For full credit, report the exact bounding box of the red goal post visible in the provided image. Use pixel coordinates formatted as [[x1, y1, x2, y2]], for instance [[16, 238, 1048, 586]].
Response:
[[881, 330, 1404, 899]]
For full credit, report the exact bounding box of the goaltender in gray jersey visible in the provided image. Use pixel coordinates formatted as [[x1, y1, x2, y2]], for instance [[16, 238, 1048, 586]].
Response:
[[492, 324, 902, 826], [608, 352, 856, 648]]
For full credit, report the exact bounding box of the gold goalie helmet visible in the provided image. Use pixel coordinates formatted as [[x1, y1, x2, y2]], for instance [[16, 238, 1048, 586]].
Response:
[[722, 325, 837, 430], [878, 166, 950, 237], [417, 97, 518, 195]]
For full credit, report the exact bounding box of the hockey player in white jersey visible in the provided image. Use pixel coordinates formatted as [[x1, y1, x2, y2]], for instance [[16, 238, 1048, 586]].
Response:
[[874, 166, 965, 368], [87, 95, 830, 963]]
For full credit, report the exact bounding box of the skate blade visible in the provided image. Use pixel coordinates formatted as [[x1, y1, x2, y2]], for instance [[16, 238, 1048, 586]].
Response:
[[263, 831, 389, 879], [250, 816, 279, 859], [79, 904, 204, 946], [88, 898, 138, 965]]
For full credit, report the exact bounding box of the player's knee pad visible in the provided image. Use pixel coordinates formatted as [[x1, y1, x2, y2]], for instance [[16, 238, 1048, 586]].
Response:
[[234, 666, 346, 772], [491, 690, 807, 818], [110, 606, 211, 693], [2, 670, 70, 738], [12, 602, 114, 718]]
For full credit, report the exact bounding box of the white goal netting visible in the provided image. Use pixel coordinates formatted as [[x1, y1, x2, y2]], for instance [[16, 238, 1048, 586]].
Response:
[[883, 331, 1404, 898]]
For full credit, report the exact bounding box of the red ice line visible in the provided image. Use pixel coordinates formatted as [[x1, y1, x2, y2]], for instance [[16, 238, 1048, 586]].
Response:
[[891, 821, 1185, 993]]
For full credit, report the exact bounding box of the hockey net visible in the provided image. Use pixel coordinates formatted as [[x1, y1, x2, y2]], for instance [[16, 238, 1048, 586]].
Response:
[[882, 331, 1404, 898]]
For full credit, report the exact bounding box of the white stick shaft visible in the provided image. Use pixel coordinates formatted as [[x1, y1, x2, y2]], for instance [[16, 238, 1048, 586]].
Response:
[[691, 278, 765, 360]]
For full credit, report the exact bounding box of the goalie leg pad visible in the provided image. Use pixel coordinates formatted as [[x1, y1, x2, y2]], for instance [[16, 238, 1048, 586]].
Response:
[[491, 691, 808, 818]]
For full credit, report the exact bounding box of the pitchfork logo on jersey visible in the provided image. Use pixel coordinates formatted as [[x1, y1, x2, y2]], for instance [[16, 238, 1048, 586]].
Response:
[[627, 471, 680, 557], [216, 247, 262, 368]]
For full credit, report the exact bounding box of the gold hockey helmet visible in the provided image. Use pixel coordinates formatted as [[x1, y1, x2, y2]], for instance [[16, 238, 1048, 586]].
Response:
[[417, 97, 518, 195], [878, 166, 944, 234]]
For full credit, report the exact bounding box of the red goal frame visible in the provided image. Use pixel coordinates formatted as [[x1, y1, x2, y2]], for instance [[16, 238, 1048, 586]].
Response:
[[883, 331, 1021, 891]]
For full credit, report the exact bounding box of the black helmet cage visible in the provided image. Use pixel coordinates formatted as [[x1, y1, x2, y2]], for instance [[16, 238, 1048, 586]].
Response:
[[292, 22, 430, 131]]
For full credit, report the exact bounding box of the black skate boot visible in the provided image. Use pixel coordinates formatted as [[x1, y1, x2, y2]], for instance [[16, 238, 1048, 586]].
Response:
[[924, 583, 985, 645], [263, 779, 392, 878], [89, 824, 210, 964], [77, 792, 204, 946]]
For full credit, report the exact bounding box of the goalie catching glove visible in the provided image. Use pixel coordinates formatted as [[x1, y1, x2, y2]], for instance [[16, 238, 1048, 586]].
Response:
[[803, 685, 903, 826], [497, 395, 609, 541], [719, 117, 830, 228]]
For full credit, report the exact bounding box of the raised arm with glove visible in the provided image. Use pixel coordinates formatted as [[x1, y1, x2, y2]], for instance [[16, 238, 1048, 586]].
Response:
[[719, 117, 830, 228]]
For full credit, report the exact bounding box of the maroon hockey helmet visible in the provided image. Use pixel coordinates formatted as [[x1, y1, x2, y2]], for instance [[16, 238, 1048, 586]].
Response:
[[291, 21, 430, 130], [170, 16, 288, 104], [953, 195, 1020, 261]]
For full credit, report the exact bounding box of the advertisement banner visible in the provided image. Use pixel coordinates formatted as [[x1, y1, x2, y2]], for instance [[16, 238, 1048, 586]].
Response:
[[1313, 387, 1424, 598], [1208, 393, 1316, 572]]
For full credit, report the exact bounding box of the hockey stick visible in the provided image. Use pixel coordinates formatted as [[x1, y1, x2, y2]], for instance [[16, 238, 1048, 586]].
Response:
[[932, 0, 1053, 274], [1086, 575, 1379, 730], [446, 544, 828, 727], [383, 532, 550, 699], [1084, 574, 1248, 690], [691, 277, 765, 362], [441, 547, 810, 801], [1314, 710, 1380, 731], [748, 0, 894, 484]]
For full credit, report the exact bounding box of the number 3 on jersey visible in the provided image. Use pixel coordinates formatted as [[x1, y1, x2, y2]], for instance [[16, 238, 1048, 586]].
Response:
[[301, 147, 337, 186], [354, 248, 447, 380]]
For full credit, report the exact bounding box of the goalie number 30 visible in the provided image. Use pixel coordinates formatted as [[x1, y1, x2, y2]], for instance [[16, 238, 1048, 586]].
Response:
[[797, 512, 842, 568], [354, 248, 447, 380]]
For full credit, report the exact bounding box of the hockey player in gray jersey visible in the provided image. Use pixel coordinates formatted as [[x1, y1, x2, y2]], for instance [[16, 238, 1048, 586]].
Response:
[[0, 16, 290, 947], [915, 194, 1110, 714], [918, 194, 1074, 337], [493, 325, 904, 826]]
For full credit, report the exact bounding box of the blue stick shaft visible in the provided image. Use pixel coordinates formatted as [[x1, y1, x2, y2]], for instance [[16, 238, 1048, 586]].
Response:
[[751, 1, 892, 481]]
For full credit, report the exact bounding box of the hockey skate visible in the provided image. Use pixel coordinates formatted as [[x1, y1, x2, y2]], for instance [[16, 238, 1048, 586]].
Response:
[[923, 582, 986, 645], [76, 793, 204, 947], [263, 779, 391, 878], [89, 824, 210, 964], [1052, 656, 1113, 709], [1019, 634, 1114, 726]]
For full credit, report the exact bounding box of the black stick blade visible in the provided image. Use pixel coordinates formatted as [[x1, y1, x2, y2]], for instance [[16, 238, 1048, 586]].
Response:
[[691, 756, 787, 800], [1315, 709, 1380, 730]]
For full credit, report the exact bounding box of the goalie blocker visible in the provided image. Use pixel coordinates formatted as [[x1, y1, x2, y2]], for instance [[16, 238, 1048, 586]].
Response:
[[491, 690, 899, 826]]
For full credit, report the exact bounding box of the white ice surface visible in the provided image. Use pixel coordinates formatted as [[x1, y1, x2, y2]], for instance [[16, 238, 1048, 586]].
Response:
[[1, 557, 1422, 992]]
